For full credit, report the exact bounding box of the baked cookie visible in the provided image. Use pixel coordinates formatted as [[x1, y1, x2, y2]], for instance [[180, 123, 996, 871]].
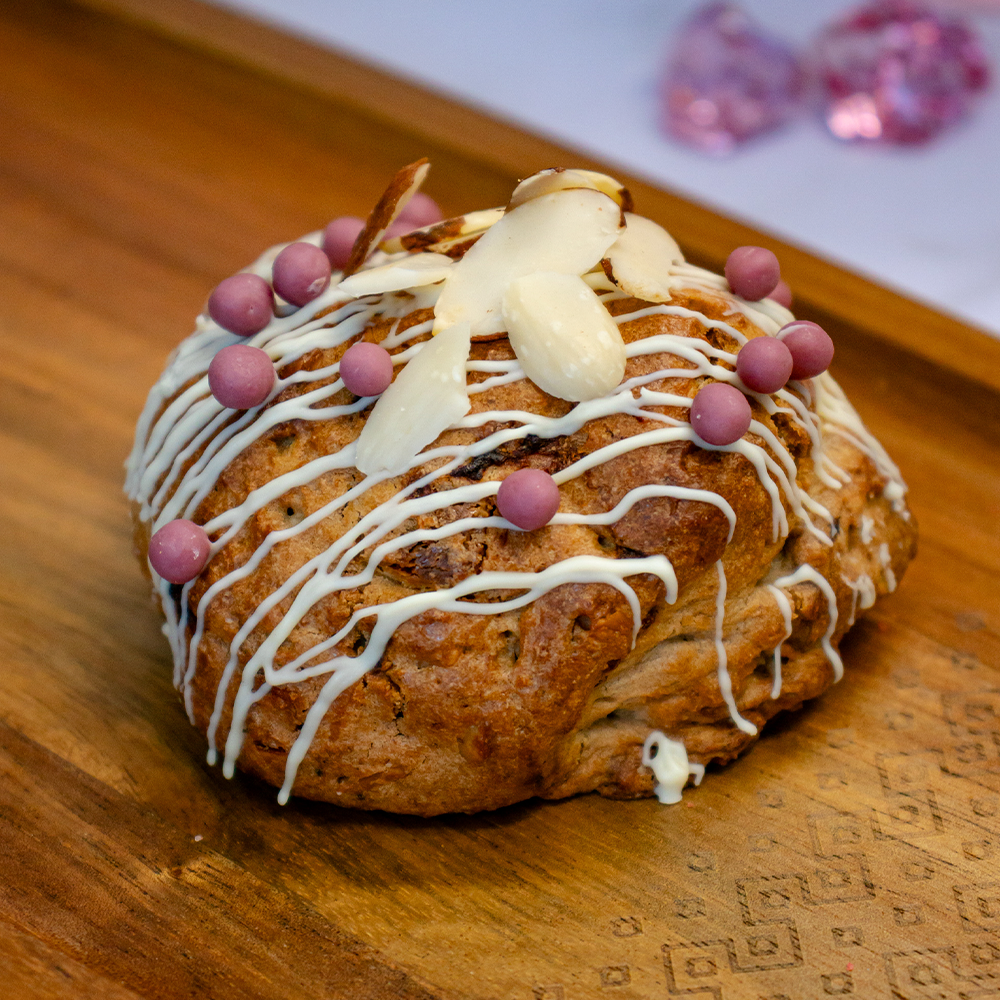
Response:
[[127, 164, 916, 815]]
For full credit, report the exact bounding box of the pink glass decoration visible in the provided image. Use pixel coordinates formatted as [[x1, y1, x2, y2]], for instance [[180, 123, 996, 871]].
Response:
[[661, 2, 805, 155], [816, 0, 991, 145]]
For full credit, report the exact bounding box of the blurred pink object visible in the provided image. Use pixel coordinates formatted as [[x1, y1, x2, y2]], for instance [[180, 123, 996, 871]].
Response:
[[816, 0, 991, 145], [660, 2, 805, 155], [934, 0, 1000, 10]]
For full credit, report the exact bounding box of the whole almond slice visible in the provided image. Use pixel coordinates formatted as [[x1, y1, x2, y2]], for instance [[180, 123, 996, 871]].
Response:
[[502, 272, 626, 402], [602, 213, 685, 303], [507, 168, 633, 216], [343, 159, 430, 277], [355, 322, 471, 477], [338, 253, 453, 298], [433, 188, 623, 338], [380, 207, 504, 255]]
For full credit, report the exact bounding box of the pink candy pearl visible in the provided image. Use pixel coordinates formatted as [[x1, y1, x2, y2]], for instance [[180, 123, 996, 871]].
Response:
[[383, 194, 446, 241], [322, 216, 365, 270], [340, 341, 393, 397], [778, 321, 835, 379], [398, 192, 443, 228], [496, 469, 561, 531], [148, 519, 211, 584], [736, 336, 794, 394], [690, 382, 752, 446], [272, 242, 331, 307], [725, 246, 781, 301], [770, 279, 793, 308], [208, 344, 275, 409], [207, 273, 275, 337], [382, 218, 414, 242]]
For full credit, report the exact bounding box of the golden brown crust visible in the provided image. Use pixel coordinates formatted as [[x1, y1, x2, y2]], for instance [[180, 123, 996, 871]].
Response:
[[136, 286, 917, 815]]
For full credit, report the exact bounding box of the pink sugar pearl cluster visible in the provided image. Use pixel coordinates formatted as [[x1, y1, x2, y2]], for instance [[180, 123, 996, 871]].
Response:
[[322, 192, 443, 270], [692, 320, 834, 447], [686, 243, 833, 446], [208, 194, 444, 334], [207, 242, 332, 338], [151, 196, 444, 585]]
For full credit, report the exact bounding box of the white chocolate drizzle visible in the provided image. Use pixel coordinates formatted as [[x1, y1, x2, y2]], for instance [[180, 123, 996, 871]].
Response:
[[773, 564, 844, 681], [126, 208, 908, 803], [714, 560, 757, 736], [879, 542, 898, 592], [642, 731, 705, 804], [765, 584, 794, 699], [860, 514, 875, 544]]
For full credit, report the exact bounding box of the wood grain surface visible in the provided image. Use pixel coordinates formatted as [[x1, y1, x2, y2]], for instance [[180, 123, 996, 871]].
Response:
[[1, 2, 998, 998]]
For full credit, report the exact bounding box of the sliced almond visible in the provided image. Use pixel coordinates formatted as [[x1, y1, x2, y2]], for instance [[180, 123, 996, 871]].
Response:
[[355, 322, 471, 477], [502, 272, 626, 402], [507, 168, 633, 216], [380, 207, 503, 255], [433, 188, 623, 339], [602, 212, 685, 303], [427, 236, 484, 261], [338, 253, 453, 298], [343, 159, 430, 277]]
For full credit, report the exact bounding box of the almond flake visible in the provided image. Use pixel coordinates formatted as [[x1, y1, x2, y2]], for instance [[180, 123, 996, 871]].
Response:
[[355, 323, 471, 477], [380, 208, 503, 255], [603, 213, 685, 303], [507, 168, 633, 216], [502, 272, 626, 402], [338, 253, 453, 298], [433, 189, 623, 338], [343, 159, 430, 277]]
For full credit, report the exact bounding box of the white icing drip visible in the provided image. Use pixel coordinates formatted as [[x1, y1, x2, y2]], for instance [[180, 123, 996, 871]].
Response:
[[879, 542, 898, 592], [773, 565, 843, 681], [273, 554, 678, 804], [614, 302, 750, 346], [649, 262, 793, 335], [714, 561, 757, 736], [853, 573, 877, 611], [552, 485, 736, 540], [125, 220, 904, 802], [842, 574, 864, 626], [813, 372, 910, 518], [765, 584, 794, 699], [860, 514, 875, 544], [641, 730, 704, 804]]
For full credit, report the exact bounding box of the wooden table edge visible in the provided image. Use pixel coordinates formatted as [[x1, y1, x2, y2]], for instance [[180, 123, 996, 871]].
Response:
[[73, 0, 1000, 398]]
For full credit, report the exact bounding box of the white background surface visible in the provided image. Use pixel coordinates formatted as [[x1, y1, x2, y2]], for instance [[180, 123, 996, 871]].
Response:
[[216, 0, 1000, 337]]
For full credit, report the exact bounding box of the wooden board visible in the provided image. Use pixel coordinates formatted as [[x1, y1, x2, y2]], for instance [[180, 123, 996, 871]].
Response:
[[1, 2, 998, 998]]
